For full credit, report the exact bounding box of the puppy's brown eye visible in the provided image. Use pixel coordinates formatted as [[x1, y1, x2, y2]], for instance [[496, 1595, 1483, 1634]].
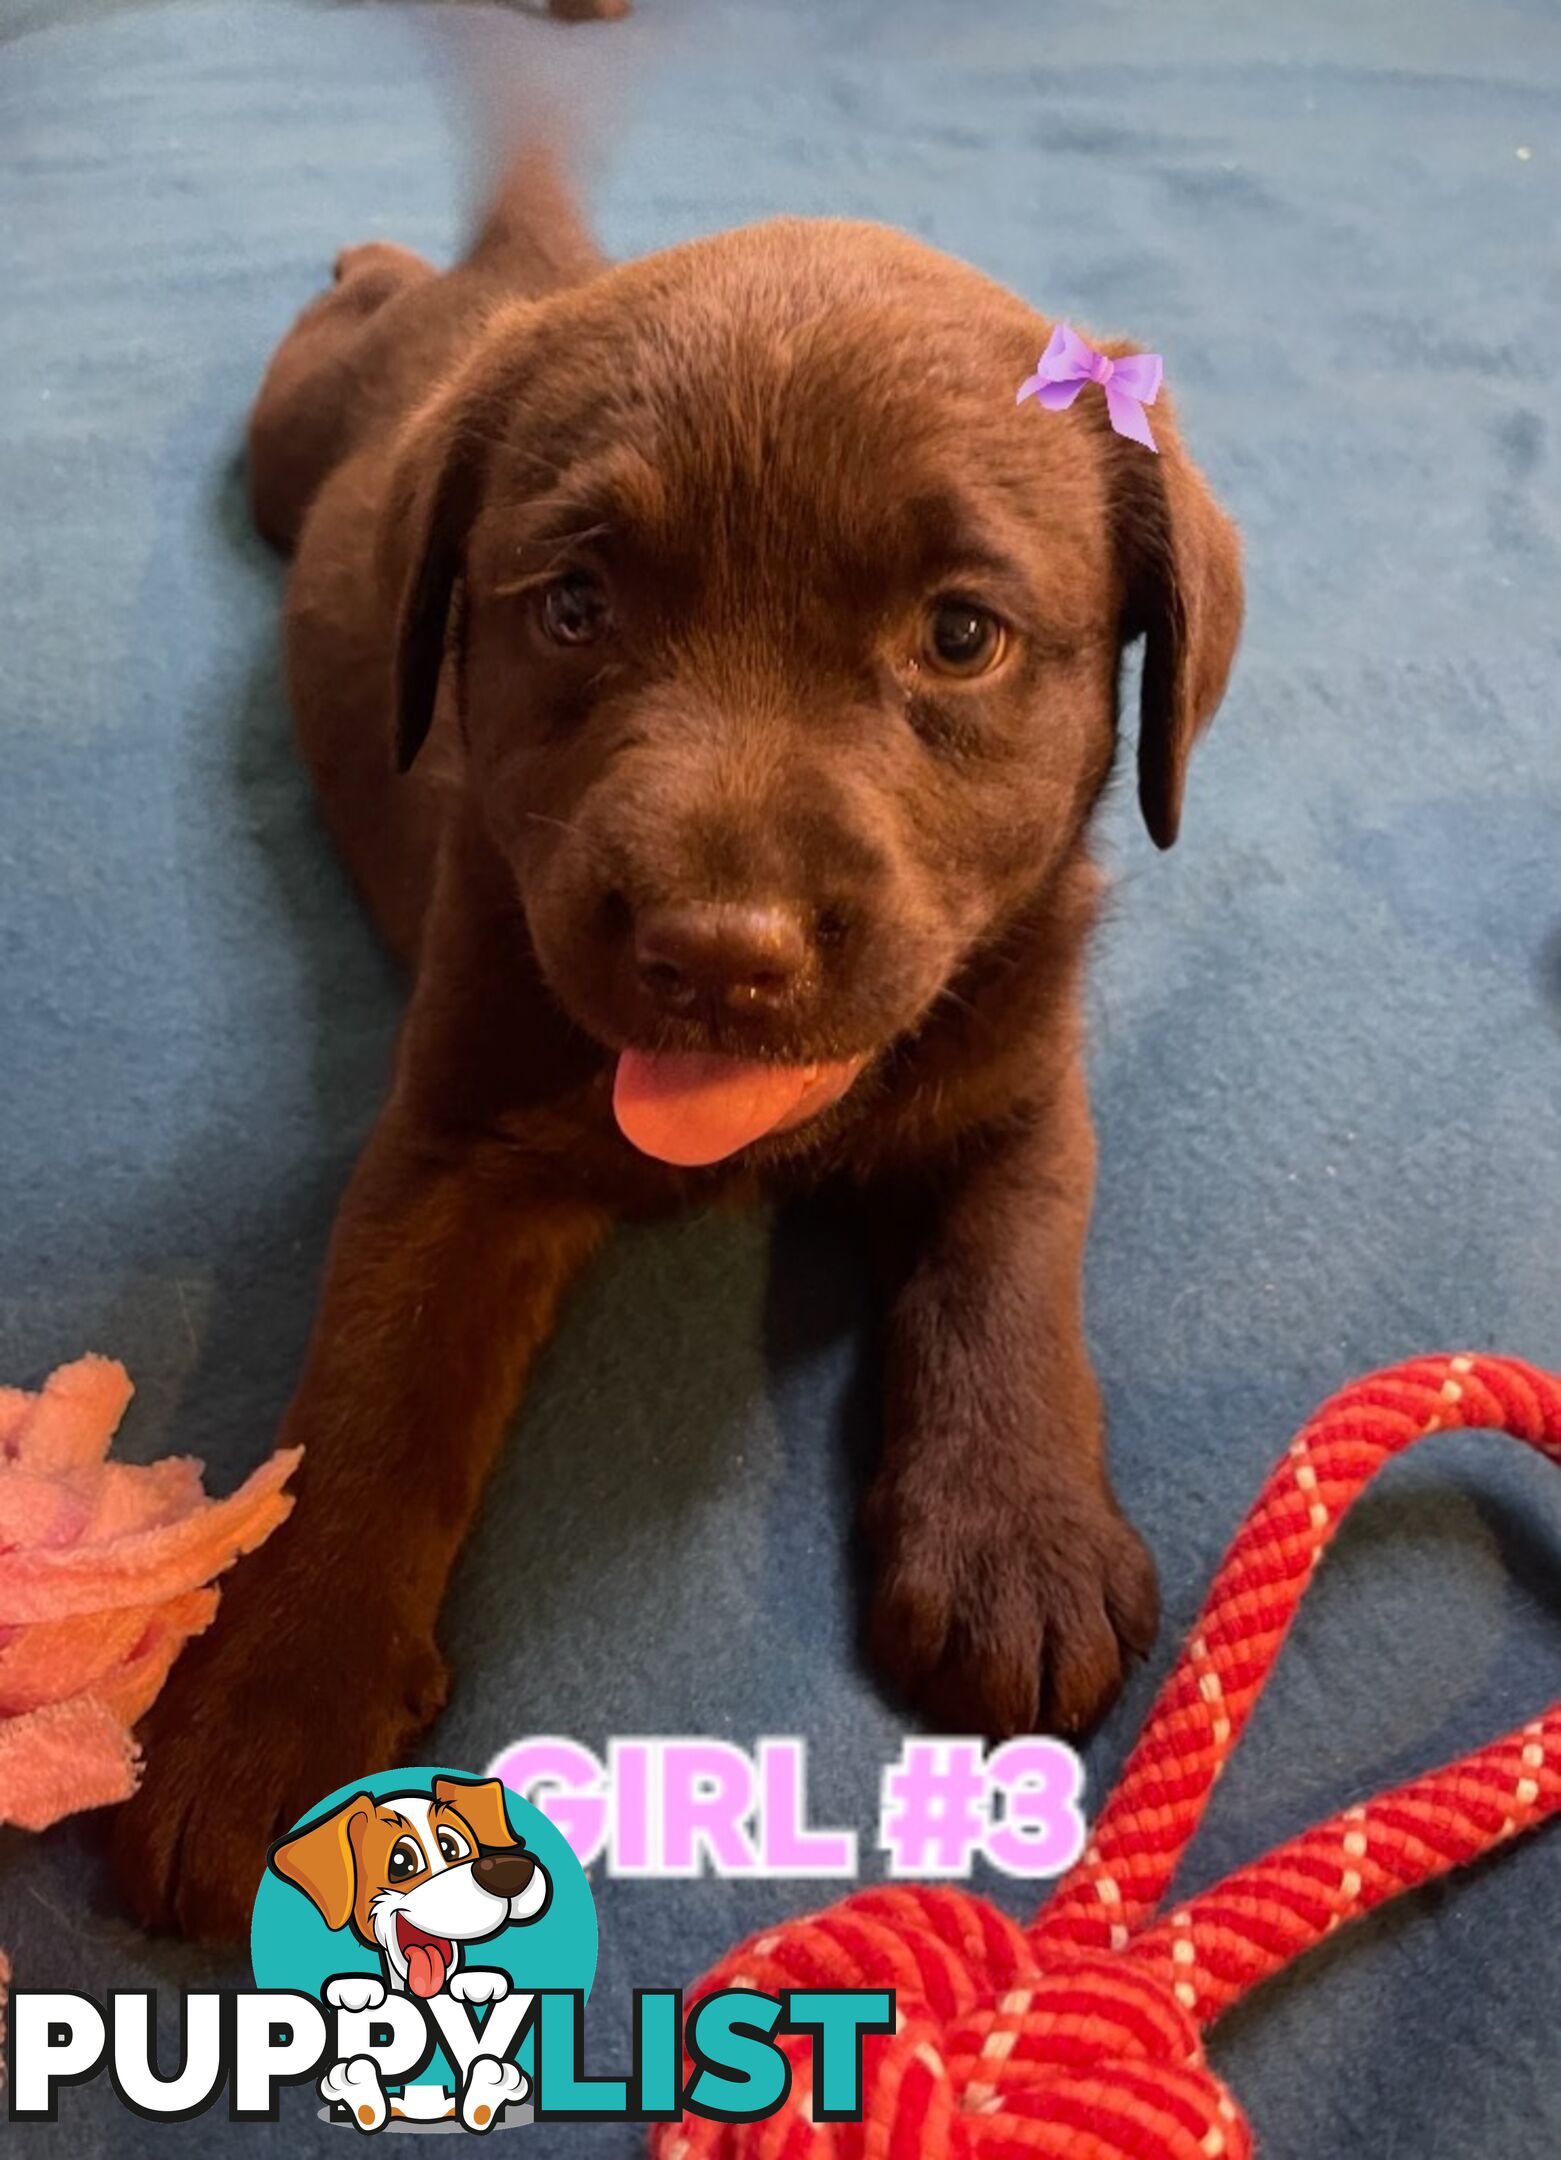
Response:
[[539, 571, 611, 647], [388, 1838, 423, 1882], [923, 599, 1006, 678]]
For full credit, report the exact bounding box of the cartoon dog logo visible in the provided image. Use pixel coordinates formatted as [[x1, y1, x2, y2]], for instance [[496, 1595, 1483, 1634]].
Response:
[[269, 1774, 552, 2130]]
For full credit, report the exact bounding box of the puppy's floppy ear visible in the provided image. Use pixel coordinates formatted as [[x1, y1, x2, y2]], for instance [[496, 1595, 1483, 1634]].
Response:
[[376, 374, 496, 777], [269, 1792, 372, 1932], [1108, 382, 1244, 848], [433, 1774, 519, 1852]]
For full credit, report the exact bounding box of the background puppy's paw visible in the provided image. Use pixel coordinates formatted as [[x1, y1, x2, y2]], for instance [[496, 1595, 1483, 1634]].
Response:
[[865, 1471, 1159, 1737]]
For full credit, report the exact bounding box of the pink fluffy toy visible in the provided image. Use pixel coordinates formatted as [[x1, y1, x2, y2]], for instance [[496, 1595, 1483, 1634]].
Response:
[[0, 1355, 298, 1828]]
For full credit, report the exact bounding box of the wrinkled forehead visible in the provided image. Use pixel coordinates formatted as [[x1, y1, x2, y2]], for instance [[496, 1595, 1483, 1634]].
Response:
[[473, 257, 1113, 617]]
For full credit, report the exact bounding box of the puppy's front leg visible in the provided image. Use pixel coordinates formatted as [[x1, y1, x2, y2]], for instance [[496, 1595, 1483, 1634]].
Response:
[[112, 1109, 608, 1943], [863, 1059, 1158, 1737]]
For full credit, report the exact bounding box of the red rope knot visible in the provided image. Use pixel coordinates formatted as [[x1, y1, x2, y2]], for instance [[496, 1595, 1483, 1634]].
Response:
[[652, 1883, 1246, 2157], [651, 1356, 1561, 2160]]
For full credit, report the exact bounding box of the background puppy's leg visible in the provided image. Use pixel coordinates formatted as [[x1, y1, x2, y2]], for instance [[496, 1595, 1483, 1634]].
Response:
[[111, 1108, 609, 1944], [861, 1057, 1159, 1737], [548, 0, 633, 20]]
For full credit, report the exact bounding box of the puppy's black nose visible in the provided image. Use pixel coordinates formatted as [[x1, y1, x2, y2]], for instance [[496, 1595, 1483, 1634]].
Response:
[[634, 902, 808, 1012], [473, 1850, 536, 1899]]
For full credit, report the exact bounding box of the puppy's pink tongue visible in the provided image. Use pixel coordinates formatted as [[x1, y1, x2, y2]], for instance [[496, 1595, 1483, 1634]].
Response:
[[406, 1942, 449, 1999], [613, 1050, 860, 1167]]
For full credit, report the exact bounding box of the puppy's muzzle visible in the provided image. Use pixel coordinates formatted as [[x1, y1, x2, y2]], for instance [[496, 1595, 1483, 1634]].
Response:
[[473, 1850, 538, 1900]]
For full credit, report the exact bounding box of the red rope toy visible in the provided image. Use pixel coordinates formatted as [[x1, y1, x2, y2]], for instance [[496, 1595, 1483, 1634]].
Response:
[[651, 1353, 1561, 2159]]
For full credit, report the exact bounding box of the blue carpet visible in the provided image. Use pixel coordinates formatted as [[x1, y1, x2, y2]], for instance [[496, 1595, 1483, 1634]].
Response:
[[1, 2, 1559, 2152]]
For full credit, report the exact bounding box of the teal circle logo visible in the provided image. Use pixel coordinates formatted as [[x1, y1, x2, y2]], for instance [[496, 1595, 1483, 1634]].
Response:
[[251, 1765, 596, 2131]]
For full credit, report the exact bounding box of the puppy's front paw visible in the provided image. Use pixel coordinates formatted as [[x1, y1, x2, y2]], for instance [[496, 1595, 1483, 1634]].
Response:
[[448, 1968, 510, 2005], [326, 1976, 389, 2014], [865, 1469, 1159, 1737], [110, 1575, 449, 1945], [320, 2054, 389, 2132], [461, 2056, 528, 2131]]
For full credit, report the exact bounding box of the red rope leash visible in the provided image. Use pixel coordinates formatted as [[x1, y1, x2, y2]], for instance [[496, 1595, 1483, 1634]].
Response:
[[651, 1353, 1561, 2160]]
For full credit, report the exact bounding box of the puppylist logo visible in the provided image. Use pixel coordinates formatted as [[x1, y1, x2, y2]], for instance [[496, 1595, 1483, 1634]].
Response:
[[251, 1768, 581, 2130], [5, 1763, 896, 2135]]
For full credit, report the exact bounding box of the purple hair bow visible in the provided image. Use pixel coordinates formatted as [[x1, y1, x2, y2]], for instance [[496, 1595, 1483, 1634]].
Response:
[[1016, 324, 1163, 452]]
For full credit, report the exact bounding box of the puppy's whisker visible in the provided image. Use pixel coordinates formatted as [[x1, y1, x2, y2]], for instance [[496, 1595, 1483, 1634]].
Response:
[[520, 811, 615, 867]]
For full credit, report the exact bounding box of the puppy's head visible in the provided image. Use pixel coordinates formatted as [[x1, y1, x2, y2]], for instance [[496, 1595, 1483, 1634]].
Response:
[[381, 221, 1242, 1156], [270, 1777, 550, 1996]]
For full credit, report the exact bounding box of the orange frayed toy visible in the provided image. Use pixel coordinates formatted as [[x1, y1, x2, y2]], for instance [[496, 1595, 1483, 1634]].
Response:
[[654, 1354, 1561, 2160], [0, 1356, 298, 1832]]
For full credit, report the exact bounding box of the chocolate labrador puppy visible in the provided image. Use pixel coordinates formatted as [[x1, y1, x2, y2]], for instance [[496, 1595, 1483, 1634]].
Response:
[[113, 149, 1241, 1940]]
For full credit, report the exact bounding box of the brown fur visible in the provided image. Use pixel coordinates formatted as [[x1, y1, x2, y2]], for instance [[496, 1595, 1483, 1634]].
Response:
[[112, 148, 1243, 1942]]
